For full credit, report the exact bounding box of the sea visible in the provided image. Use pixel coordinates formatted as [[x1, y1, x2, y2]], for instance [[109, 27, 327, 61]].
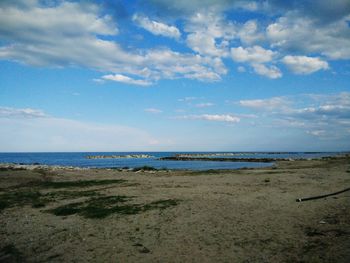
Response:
[[0, 152, 341, 170]]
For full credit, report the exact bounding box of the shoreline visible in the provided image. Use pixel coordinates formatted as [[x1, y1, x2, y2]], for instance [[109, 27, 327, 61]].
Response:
[[0, 153, 347, 171]]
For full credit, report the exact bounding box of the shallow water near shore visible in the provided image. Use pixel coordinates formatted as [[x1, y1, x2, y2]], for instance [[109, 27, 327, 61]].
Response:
[[0, 152, 340, 170]]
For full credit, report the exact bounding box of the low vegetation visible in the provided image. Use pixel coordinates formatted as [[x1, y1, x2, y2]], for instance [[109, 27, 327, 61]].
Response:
[[0, 189, 101, 212], [0, 244, 24, 262], [132, 166, 158, 171], [48, 197, 179, 219], [0, 173, 180, 218], [38, 179, 126, 188]]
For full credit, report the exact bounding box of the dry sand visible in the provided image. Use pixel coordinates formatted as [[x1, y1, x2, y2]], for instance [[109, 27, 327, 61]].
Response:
[[0, 156, 349, 262]]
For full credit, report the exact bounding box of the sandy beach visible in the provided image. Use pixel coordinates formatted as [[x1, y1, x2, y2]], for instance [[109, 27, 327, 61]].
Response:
[[0, 156, 349, 262]]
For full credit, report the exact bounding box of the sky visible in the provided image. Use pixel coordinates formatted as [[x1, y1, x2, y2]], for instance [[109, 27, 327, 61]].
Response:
[[0, 0, 350, 152]]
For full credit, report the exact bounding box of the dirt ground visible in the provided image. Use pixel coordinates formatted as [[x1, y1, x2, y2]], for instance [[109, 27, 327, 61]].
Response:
[[0, 156, 349, 262]]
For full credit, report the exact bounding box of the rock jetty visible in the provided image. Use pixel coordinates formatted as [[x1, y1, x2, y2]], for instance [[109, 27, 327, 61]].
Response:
[[86, 154, 154, 159], [159, 156, 293, 163], [175, 153, 242, 158], [174, 152, 310, 158]]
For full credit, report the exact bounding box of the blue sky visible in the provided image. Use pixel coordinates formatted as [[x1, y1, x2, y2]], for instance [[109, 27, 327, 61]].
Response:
[[0, 0, 350, 152]]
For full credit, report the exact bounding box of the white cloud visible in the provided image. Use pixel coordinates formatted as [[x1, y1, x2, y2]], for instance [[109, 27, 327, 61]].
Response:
[[0, 1, 116, 38], [0, 1, 141, 68], [1, 0, 349, 85], [237, 20, 264, 44], [143, 49, 227, 81], [144, 108, 163, 114], [195, 103, 215, 108], [234, 1, 259, 11], [185, 12, 236, 57], [133, 14, 181, 39], [147, 0, 262, 15], [178, 97, 198, 102], [231, 46, 276, 64], [294, 104, 350, 119], [240, 92, 350, 119], [179, 114, 240, 123], [0, 106, 47, 118], [230, 45, 281, 79], [266, 15, 350, 59], [102, 74, 152, 86], [0, 1, 226, 84], [239, 92, 350, 141], [251, 63, 282, 79], [307, 130, 326, 137], [239, 97, 289, 111], [282, 55, 329, 74]]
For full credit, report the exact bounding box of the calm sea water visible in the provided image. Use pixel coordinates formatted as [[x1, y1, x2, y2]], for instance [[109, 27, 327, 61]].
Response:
[[0, 152, 339, 170]]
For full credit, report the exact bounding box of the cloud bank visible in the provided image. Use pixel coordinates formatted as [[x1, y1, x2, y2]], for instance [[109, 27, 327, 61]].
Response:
[[0, 107, 160, 152], [0, 0, 348, 84]]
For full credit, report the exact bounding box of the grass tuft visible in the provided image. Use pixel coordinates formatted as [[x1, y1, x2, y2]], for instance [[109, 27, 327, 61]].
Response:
[[39, 179, 126, 188], [0, 191, 42, 212], [143, 199, 179, 211], [49, 202, 83, 216], [48, 197, 179, 219], [0, 167, 26, 171], [0, 189, 101, 212], [0, 244, 24, 262], [132, 166, 158, 172]]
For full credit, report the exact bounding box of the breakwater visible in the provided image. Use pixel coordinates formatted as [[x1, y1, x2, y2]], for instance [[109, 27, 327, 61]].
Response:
[[86, 154, 154, 159], [159, 156, 292, 163]]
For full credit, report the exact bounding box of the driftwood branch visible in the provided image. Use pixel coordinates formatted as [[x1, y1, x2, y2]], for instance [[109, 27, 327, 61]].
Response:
[[296, 187, 350, 202]]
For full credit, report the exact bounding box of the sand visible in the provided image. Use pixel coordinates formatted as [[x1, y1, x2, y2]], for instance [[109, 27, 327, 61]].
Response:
[[0, 156, 349, 262]]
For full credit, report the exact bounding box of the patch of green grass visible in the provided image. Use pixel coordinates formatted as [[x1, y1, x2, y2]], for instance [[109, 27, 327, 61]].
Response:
[[0, 177, 127, 213], [0, 177, 128, 213], [0, 167, 25, 172], [0, 167, 26, 171], [45, 190, 99, 199], [39, 179, 126, 188], [0, 190, 43, 212], [190, 169, 226, 175], [81, 196, 135, 218], [0, 244, 24, 262], [49, 195, 134, 218], [143, 199, 179, 211], [0, 189, 101, 212], [0, 200, 8, 211], [48, 196, 179, 219], [132, 166, 158, 171], [49, 202, 84, 216], [264, 171, 281, 174], [2, 178, 128, 192]]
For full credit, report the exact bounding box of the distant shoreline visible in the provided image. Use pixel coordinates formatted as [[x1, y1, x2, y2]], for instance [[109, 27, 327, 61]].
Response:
[[0, 152, 346, 171], [0, 154, 347, 171]]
